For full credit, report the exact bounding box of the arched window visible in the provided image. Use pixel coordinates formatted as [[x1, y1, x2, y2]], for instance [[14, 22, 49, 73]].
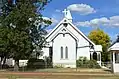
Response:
[[65, 46, 68, 59], [61, 47, 63, 59]]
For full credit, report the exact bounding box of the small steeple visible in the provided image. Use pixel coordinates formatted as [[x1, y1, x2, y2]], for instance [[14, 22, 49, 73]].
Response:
[[62, 9, 73, 22]]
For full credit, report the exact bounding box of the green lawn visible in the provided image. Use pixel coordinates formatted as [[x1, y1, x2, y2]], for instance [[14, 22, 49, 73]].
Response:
[[0, 68, 119, 79], [1, 75, 119, 79]]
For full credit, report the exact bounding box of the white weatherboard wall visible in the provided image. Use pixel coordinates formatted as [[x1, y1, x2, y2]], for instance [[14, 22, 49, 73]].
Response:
[[113, 64, 119, 73], [42, 48, 49, 57], [53, 34, 76, 68], [77, 47, 90, 60]]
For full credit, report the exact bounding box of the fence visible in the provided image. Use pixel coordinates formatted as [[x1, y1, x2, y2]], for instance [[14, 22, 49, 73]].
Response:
[[0, 58, 112, 72]]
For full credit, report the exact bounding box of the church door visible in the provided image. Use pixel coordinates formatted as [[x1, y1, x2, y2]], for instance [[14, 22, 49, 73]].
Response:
[[93, 52, 97, 60]]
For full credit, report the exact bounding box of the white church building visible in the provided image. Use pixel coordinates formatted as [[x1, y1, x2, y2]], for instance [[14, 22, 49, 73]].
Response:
[[41, 9, 102, 68]]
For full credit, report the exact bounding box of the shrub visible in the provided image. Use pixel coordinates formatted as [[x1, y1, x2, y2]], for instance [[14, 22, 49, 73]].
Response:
[[76, 57, 100, 68], [2, 64, 10, 69], [87, 60, 100, 68], [27, 58, 45, 69], [44, 57, 53, 68]]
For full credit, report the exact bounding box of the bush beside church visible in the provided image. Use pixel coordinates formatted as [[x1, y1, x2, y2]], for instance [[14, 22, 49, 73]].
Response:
[[27, 57, 101, 69], [76, 57, 101, 68], [27, 57, 52, 69]]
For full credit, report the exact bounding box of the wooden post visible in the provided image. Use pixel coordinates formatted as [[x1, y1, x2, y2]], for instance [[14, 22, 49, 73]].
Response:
[[113, 51, 115, 64], [99, 53, 101, 66]]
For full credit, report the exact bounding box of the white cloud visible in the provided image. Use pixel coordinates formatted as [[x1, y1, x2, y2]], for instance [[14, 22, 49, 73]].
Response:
[[109, 16, 119, 27], [67, 4, 96, 15], [55, 9, 61, 13], [75, 16, 119, 27]]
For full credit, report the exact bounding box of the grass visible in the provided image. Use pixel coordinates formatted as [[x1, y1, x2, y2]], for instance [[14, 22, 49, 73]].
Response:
[[1, 75, 119, 79], [35, 68, 111, 73], [0, 68, 119, 79]]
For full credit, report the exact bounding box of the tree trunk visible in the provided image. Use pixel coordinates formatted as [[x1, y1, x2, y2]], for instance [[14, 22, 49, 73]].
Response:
[[14, 59, 19, 71], [0, 57, 4, 69], [2, 57, 6, 69]]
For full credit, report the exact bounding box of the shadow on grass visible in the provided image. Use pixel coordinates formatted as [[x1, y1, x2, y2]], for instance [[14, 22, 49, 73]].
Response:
[[103, 69, 112, 73]]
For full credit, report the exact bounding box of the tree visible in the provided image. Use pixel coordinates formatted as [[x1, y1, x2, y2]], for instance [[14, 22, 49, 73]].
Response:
[[0, 0, 51, 70], [0, 26, 11, 68], [9, 29, 34, 71], [88, 29, 110, 62]]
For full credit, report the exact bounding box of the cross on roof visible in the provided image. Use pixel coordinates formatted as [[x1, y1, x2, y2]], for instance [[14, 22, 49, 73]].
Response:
[[62, 9, 68, 17], [62, 9, 73, 22]]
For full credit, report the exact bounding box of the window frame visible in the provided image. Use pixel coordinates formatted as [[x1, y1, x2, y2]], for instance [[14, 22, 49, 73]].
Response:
[[61, 46, 63, 59], [65, 46, 68, 59]]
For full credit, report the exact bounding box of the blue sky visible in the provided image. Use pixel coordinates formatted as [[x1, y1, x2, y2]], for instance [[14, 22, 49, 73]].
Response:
[[41, 0, 119, 42]]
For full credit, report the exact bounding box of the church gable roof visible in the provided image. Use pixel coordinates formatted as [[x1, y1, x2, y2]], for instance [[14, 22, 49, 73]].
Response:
[[49, 25, 79, 41], [46, 9, 95, 45], [46, 17, 95, 45], [67, 19, 95, 45], [46, 18, 67, 39]]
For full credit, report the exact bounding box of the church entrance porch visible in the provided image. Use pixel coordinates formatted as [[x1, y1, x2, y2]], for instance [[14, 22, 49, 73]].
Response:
[[90, 50, 101, 66]]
